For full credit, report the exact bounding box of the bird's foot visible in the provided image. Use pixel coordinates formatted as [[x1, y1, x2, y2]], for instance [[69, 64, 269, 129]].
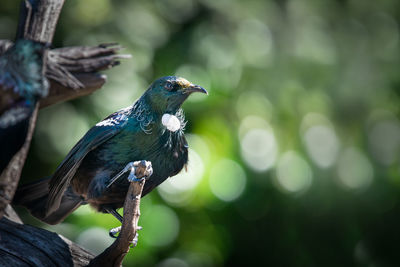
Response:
[[109, 225, 143, 246], [109, 226, 121, 238], [128, 160, 153, 182], [104, 207, 123, 223], [106, 160, 152, 188], [130, 232, 139, 247]]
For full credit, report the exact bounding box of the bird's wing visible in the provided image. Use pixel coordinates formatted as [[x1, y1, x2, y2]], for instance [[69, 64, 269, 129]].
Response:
[[46, 108, 131, 215]]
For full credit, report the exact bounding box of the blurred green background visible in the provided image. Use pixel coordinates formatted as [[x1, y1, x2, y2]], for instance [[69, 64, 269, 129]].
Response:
[[2, 0, 400, 266]]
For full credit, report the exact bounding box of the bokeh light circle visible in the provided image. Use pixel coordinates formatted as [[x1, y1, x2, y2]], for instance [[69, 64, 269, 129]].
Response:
[[36, 103, 90, 160], [209, 159, 246, 202], [76, 227, 113, 254], [303, 125, 340, 168], [142, 205, 180, 247], [368, 119, 400, 166], [276, 151, 313, 194], [239, 116, 278, 172], [158, 149, 204, 206], [337, 147, 374, 190]]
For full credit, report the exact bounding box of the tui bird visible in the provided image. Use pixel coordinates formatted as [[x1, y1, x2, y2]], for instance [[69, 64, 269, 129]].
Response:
[[0, 39, 48, 174], [14, 76, 207, 225]]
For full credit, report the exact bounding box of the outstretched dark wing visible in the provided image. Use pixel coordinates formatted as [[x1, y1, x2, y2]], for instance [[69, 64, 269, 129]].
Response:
[[46, 107, 131, 215]]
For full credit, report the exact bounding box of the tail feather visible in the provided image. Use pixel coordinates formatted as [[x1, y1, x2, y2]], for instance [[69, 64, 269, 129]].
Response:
[[13, 177, 82, 225], [13, 177, 50, 204]]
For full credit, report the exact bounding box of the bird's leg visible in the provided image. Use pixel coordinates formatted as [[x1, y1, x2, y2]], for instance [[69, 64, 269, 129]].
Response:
[[106, 160, 152, 242], [106, 162, 134, 188], [105, 207, 123, 238], [104, 207, 123, 223], [108, 212, 143, 247], [109, 224, 143, 245], [106, 204, 143, 242]]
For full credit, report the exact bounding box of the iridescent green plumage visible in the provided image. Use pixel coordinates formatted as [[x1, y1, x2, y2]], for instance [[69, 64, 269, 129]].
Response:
[[15, 76, 207, 224]]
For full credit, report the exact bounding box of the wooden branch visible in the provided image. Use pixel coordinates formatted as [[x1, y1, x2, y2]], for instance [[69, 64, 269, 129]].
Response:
[[16, 0, 65, 42], [46, 43, 130, 90], [89, 180, 145, 267], [40, 73, 106, 108], [0, 103, 39, 218], [0, 217, 94, 266], [50, 44, 128, 73], [4, 204, 22, 224], [89, 161, 152, 267], [0, 40, 129, 108]]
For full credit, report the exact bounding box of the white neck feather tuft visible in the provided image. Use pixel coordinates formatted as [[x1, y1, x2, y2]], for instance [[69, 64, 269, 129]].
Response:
[[162, 113, 181, 132]]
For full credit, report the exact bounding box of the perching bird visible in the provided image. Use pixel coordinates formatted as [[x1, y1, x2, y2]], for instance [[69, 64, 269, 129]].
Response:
[[0, 39, 48, 174], [14, 76, 207, 225]]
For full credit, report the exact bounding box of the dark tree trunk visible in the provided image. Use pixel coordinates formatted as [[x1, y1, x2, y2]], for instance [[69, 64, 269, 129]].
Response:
[[0, 0, 141, 266]]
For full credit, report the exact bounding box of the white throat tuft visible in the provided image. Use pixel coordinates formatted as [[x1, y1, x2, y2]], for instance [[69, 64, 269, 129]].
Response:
[[162, 113, 181, 132]]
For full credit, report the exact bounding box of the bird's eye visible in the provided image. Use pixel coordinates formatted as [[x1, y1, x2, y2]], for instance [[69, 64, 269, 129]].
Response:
[[165, 81, 174, 91]]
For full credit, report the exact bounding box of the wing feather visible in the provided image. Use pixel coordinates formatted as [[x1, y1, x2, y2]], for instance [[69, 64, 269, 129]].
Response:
[[46, 108, 130, 215]]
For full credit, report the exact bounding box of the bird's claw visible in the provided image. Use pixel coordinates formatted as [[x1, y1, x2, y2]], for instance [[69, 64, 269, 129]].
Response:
[[127, 171, 139, 182], [109, 226, 121, 238], [130, 160, 153, 182], [130, 233, 139, 247], [107, 160, 153, 187], [109, 225, 143, 247]]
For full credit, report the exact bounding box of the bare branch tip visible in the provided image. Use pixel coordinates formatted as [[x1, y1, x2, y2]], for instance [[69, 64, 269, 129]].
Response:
[[98, 43, 119, 48], [117, 54, 132, 59]]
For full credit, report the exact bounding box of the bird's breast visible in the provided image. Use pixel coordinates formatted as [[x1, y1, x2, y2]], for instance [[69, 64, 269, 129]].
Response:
[[95, 124, 188, 179], [72, 118, 189, 206]]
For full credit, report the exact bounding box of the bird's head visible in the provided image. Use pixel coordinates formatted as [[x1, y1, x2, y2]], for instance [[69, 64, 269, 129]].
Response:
[[143, 76, 207, 114]]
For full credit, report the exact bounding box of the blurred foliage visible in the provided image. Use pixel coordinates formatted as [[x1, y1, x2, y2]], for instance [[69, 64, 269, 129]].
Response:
[[2, 0, 400, 266]]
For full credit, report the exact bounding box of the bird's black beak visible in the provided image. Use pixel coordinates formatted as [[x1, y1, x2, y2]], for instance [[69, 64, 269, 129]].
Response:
[[185, 84, 208, 95]]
